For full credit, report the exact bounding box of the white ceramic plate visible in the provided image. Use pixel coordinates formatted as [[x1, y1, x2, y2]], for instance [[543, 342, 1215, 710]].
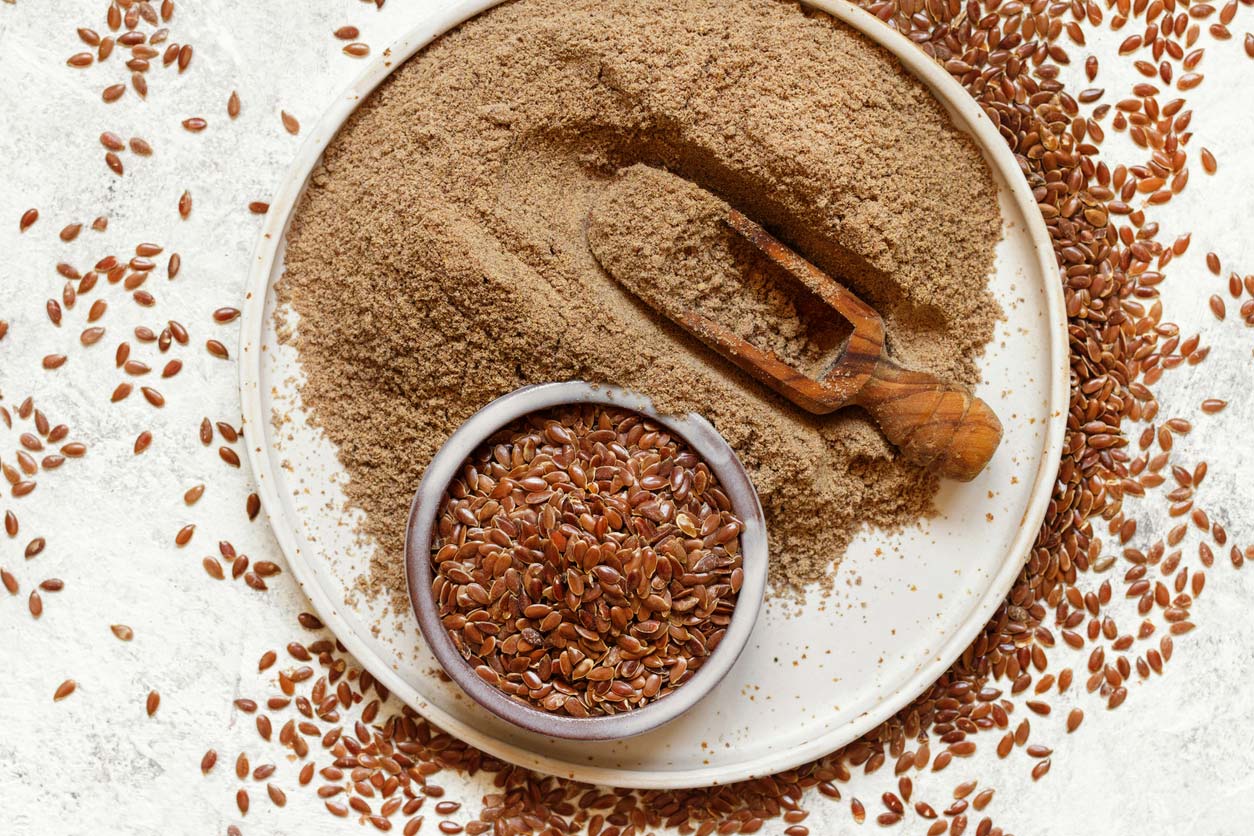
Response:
[[239, 0, 1066, 789]]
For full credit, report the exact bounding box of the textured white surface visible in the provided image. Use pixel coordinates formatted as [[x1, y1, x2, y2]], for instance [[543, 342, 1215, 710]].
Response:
[[1, 1, 1253, 834]]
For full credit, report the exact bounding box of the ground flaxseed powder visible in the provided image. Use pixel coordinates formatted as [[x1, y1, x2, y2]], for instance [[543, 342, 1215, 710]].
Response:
[[277, 0, 1002, 606]]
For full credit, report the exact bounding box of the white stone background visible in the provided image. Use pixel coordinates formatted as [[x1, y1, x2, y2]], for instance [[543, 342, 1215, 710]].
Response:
[[1, 1, 1253, 834]]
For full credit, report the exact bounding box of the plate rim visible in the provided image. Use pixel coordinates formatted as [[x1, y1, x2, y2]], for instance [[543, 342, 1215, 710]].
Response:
[[238, 0, 1067, 789]]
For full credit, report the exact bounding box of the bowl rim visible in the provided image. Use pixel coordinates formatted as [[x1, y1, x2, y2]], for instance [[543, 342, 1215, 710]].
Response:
[[403, 381, 769, 741]]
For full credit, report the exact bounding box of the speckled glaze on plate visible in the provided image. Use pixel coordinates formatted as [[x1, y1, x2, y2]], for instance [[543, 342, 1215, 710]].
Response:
[[239, 0, 1066, 789], [404, 381, 769, 741]]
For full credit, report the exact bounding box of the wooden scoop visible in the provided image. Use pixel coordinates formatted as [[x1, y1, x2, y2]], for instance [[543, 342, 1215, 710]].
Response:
[[587, 166, 1002, 482]]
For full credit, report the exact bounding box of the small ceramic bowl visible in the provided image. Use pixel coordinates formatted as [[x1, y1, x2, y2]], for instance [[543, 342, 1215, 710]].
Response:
[[404, 381, 768, 740]]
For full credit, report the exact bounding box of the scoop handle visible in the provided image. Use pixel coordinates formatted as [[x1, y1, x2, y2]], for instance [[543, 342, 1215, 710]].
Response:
[[852, 357, 1002, 481]]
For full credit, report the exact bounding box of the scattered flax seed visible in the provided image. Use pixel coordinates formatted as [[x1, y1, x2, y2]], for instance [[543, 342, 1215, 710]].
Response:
[[178, 191, 192, 219], [111, 624, 134, 641], [1200, 147, 1217, 174], [19, 209, 38, 232], [134, 431, 153, 454], [1206, 252, 1221, 274], [105, 153, 124, 175], [206, 339, 230, 359], [182, 117, 207, 132], [343, 42, 371, 57], [201, 750, 217, 774], [175, 524, 195, 546], [29, 590, 42, 618], [248, 201, 270, 214], [1201, 399, 1227, 413], [103, 84, 126, 102], [297, 612, 324, 630], [141, 387, 166, 407], [1209, 295, 1226, 320], [236, 789, 249, 815], [146, 690, 160, 716], [184, 484, 205, 504], [213, 307, 241, 323], [60, 223, 82, 242], [53, 680, 77, 701], [219, 447, 241, 468], [42, 354, 68, 370], [280, 110, 300, 135], [130, 137, 153, 156], [227, 90, 240, 119], [334, 25, 360, 40], [92, 216, 108, 231], [246, 493, 261, 520]]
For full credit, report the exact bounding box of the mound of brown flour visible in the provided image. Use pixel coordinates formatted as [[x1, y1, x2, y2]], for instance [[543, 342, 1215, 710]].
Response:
[[276, 0, 1002, 606]]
